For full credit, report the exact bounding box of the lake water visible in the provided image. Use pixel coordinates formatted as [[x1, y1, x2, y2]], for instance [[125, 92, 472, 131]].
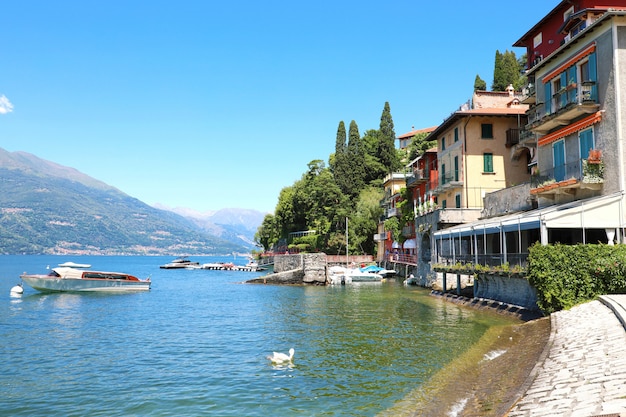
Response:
[[0, 255, 519, 416]]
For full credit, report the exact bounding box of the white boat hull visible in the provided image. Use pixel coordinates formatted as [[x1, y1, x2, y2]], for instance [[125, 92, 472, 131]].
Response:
[[20, 275, 151, 292]]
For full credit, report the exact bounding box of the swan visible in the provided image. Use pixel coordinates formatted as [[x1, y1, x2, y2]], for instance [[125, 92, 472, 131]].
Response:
[[267, 348, 295, 364]]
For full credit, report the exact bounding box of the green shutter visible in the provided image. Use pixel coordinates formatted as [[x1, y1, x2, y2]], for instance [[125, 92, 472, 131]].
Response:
[[484, 153, 493, 173]]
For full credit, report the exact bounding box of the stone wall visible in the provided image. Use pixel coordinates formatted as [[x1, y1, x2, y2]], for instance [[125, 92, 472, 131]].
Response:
[[474, 273, 539, 311], [248, 253, 327, 285]]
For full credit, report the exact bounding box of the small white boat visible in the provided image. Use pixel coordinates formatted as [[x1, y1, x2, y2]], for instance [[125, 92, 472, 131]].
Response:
[[359, 265, 396, 277], [328, 266, 382, 284], [58, 261, 92, 268], [20, 267, 151, 292], [159, 257, 200, 269]]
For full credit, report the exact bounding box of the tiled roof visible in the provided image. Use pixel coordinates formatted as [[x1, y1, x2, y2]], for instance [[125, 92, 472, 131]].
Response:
[[397, 126, 438, 139]]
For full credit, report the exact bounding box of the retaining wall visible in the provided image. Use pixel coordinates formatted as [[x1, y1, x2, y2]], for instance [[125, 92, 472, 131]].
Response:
[[474, 273, 539, 311]]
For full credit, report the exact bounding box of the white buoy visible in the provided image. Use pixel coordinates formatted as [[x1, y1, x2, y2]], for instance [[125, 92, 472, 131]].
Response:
[[10, 283, 24, 296]]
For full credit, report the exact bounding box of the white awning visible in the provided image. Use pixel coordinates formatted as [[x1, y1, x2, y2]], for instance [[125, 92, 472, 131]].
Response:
[[403, 239, 416, 249], [392, 241, 400, 248], [434, 192, 626, 240]]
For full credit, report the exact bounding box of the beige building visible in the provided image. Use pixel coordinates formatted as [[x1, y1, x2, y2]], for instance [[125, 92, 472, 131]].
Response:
[[430, 88, 530, 211]]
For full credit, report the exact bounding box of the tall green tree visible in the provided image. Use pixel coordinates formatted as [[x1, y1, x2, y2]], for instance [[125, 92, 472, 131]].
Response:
[[492, 50, 525, 91], [474, 74, 487, 91], [406, 131, 436, 162], [346, 120, 366, 197], [377, 102, 400, 175], [360, 129, 386, 186], [348, 186, 384, 255], [332, 121, 352, 195]]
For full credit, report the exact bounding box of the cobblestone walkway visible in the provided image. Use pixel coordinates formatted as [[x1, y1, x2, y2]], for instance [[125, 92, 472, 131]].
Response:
[[507, 297, 626, 417]]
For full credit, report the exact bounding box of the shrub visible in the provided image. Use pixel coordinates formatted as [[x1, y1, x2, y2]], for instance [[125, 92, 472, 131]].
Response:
[[528, 243, 626, 313]]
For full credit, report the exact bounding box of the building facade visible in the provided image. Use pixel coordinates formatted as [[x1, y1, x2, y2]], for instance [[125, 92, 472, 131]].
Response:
[[433, 2, 626, 270]]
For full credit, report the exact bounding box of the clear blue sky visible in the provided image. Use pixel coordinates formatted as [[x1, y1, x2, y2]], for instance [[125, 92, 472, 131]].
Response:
[[0, 1, 556, 214]]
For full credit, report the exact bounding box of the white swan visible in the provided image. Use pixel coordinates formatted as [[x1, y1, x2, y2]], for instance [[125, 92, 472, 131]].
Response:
[[267, 348, 295, 364]]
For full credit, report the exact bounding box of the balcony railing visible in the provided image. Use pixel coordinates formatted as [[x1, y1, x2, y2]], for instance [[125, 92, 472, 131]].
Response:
[[528, 81, 600, 133], [386, 207, 400, 218], [373, 232, 390, 242], [506, 128, 521, 147], [406, 168, 430, 187], [531, 156, 604, 194], [402, 224, 414, 237]]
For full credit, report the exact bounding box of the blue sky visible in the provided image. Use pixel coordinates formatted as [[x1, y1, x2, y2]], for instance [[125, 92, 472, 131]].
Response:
[[0, 1, 556, 214]]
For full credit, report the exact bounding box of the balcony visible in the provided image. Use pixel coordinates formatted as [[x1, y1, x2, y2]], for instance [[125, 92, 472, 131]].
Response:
[[406, 168, 429, 187], [530, 154, 604, 197], [386, 207, 400, 218], [520, 83, 536, 105], [437, 170, 463, 193], [506, 128, 521, 147], [373, 231, 390, 242], [528, 82, 600, 134]]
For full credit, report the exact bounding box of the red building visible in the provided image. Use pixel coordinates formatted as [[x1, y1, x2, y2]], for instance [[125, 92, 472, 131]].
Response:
[[514, 0, 626, 69]]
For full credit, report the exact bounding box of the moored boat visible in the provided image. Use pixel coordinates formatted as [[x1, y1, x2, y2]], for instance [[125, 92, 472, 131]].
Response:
[[58, 261, 92, 268], [20, 267, 151, 292], [159, 257, 200, 269], [359, 264, 396, 277], [328, 266, 383, 284]]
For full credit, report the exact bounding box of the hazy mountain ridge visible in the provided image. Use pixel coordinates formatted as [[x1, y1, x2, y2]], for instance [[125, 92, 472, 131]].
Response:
[[155, 205, 267, 249], [0, 148, 256, 255]]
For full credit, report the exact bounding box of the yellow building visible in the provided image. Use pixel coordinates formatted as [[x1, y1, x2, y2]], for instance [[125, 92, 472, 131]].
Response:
[[428, 89, 530, 211]]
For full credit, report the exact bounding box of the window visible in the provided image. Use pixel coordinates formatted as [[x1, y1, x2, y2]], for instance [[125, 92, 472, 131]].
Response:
[[441, 136, 446, 151], [563, 6, 574, 21], [441, 200, 447, 209], [579, 128, 594, 159], [455, 194, 461, 208], [553, 140, 565, 181], [483, 153, 493, 173], [454, 156, 459, 181], [580, 59, 590, 82], [533, 32, 543, 48], [481, 124, 493, 139], [454, 127, 459, 142]]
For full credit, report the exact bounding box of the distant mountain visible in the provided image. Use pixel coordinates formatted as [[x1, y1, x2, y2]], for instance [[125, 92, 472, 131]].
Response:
[[155, 205, 267, 250], [0, 148, 248, 255]]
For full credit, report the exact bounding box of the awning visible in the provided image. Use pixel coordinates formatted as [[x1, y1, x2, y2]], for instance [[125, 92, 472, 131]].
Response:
[[434, 192, 626, 240], [392, 241, 400, 248], [403, 239, 416, 249], [543, 193, 625, 229]]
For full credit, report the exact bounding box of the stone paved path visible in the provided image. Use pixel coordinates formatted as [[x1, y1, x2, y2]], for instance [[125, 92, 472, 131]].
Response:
[[507, 296, 626, 417]]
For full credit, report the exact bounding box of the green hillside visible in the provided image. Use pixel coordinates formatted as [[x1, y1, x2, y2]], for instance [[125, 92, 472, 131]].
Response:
[[0, 150, 247, 255]]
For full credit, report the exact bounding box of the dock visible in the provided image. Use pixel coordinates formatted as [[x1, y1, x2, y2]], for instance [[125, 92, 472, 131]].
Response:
[[200, 263, 265, 272]]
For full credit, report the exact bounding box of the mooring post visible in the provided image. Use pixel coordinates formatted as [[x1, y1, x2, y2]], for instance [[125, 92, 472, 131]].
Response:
[[456, 273, 461, 296]]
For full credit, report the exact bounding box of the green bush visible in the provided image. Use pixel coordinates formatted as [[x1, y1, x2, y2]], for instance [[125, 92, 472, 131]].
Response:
[[528, 243, 626, 313]]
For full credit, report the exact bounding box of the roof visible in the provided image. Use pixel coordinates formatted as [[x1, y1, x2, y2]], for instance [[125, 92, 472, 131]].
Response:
[[513, 0, 574, 46], [426, 107, 528, 140], [397, 126, 438, 139], [519, 9, 626, 75]]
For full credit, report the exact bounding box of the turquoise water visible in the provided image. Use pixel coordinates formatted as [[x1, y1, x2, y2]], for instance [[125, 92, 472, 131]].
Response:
[[0, 255, 516, 416]]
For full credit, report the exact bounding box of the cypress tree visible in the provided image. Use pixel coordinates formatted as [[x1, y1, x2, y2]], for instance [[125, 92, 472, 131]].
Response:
[[377, 102, 400, 175], [346, 120, 365, 196], [474, 74, 487, 91], [332, 121, 351, 195], [493, 50, 524, 91]]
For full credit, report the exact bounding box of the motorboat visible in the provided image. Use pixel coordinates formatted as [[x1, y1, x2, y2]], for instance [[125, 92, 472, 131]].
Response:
[[20, 267, 151, 292], [328, 265, 383, 284], [58, 261, 92, 268], [159, 257, 200, 269], [359, 265, 396, 277]]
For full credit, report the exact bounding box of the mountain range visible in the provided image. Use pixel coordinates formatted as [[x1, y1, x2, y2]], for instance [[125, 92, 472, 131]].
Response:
[[0, 148, 266, 255]]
